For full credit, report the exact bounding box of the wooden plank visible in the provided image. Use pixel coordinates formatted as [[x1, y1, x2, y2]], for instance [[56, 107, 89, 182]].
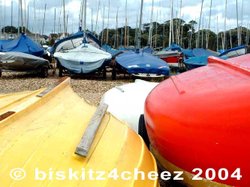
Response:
[[0, 111, 15, 121], [36, 77, 68, 97], [75, 103, 108, 157]]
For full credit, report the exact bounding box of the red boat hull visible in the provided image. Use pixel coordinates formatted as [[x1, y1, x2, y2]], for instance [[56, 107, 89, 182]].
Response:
[[160, 56, 180, 67], [145, 55, 250, 186], [154, 51, 183, 67]]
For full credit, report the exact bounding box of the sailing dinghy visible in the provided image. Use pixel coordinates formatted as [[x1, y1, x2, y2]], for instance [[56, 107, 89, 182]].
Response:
[[0, 77, 158, 187], [0, 51, 49, 77], [144, 54, 250, 186], [54, 43, 112, 76]]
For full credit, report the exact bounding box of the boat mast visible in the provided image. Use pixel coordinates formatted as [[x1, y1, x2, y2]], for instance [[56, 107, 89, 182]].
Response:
[[155, 10, 158, 48], [196, 0, 204, 48], [201, 17, 204, 48], [216, 16, 219, 51], [124, 0, 128, 47], [168, 0, 173, 47], [236, 0, 240, 46], [101, 3, 105, 46], [4, 0, 6, 38], [179, 0, 183, 46], [171, 0, 174, 44], [11, 0, 13, 36], [83, 0, 87, 40], [223, 0, 227, 50], [240, 0, 243, 46], [19, 0, 24, 33], [246, 22, 250, 45], [33, 0, 37, 41], [26, 4, 30, 33], [42, 3, 47, 36], [79, 0, 83, 31], [229, 25, 233, 48], [127, 17, 130, 46], [66, 14, 69, 35], [148, 0, 154, 48], [54, 8, 56, 33], [115, 7, 119, 48], [206, 0, 212, 49], [137, 0, 144, 49], [106, 0, 110, 44], [63, 0, 66, 37], [134, 12, 139, 47], [23, 0, 26, 33], [95, 0, 100, 34], [91, 8, 93, 32]]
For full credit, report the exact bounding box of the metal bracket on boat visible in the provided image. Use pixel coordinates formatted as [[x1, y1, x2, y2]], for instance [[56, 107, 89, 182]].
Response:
[[75, 103, 108, 157], [0, 111, 15, 121]]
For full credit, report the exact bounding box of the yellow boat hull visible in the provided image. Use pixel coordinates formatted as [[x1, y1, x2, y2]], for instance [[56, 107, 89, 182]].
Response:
[[0, 78, 158, 187]]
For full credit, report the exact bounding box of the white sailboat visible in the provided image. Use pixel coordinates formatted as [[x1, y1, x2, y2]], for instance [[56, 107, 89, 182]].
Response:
[[54, 0, 111, 76], [54, 43, 111, 75]]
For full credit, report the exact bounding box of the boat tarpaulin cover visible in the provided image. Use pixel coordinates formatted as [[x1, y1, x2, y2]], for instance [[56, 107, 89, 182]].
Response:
[[0, 34, 44, 57], [0, 51, 49, 71], [54, 43, 112, 74], [192, 48, 219, 57], [116, 51, 170, 76]]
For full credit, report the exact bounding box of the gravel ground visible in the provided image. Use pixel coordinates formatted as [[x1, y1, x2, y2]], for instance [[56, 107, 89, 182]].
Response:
[[0, 71, 130, 106]]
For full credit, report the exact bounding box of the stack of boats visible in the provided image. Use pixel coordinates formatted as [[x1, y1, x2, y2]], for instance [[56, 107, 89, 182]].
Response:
[[50, 30, 170, 78], [2, 53, 250, 186], [101, 53, 250, 186]]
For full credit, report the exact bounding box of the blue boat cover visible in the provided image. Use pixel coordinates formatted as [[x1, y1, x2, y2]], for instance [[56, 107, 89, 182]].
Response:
[[163, 43, 182, 52], [192, 48, 219, 57], [102, 44, 121, 57], [0, 39, 11, 49], [184, 56, 209, 69], [182, 49, 194, 57], [0, 34, 44, 57], [116, 51, 170, 76], [184, 55, 228, 70]]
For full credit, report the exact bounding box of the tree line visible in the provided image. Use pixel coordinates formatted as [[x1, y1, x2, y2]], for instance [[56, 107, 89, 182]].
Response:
[[99, 18, 250, 51]]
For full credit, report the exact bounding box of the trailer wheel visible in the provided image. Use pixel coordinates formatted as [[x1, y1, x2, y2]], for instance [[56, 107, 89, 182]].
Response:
[[102, 67, 107, 79], [58, 66, 63, 77], [40, 67, 49, 78], [138, 114, 150, 148], [112, 68, 116, 80]]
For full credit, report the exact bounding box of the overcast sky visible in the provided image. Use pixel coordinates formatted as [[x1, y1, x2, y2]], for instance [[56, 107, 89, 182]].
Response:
[[0, 0, 248, 35]]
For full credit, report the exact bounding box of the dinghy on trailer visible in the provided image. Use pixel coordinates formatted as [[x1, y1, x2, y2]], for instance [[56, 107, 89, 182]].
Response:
[[115, 51, 170, 78], [0, 51, 49, 77], [54, 43, 111, 76]]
